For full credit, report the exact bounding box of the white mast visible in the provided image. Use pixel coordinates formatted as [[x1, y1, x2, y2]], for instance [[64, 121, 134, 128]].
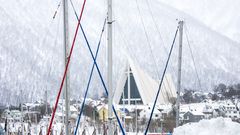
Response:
[[45, 90, 48, 115], [21, 89, 24, 135], [176, 20, 183, 127], [63, 0, 70, 134], [107, 0, 113, 134]]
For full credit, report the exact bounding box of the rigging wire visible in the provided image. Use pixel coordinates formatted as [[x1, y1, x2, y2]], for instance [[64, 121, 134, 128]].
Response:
[[45, 4, 62, 92], [68, 1, 126, 134], [40, 0, 62, 48], [37, 0, 62, 100], [115, 22, 140, 65], [52, 10, 62, 52], [116, 20, 173, 106], [46, 0, 87, 134], [52, 1, 62, 19], [69, 0, 79, 19], [135, 0, 160, 79], [145, 0, 167, 53], [79, 22, 126, 135], [135, 0, 175, 102], [74, 19, 107, 135], [145, 26, 179, 134], [144, 0, 179, 96], [184, 23, 203, 91]]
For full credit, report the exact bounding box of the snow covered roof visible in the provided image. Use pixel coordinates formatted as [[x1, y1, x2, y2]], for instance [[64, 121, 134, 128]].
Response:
[[188, 111, 205, 116], [180, 103, 206, 113], [113, 57, 177, 105], [96, 104, 108, 111], [70, 106, 78, 112], [55, 112, 64, 117], [70, 113, 78, 119], [140, 107, 161, 114]]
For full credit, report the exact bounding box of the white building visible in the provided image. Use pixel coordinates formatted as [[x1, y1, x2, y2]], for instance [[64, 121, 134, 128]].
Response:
[[224, 103, 239, 120], [113, 57, 177, 107], [139, 107, 162, 120]]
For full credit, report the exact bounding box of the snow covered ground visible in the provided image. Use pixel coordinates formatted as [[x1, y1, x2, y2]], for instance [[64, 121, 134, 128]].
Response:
[[173, 117, 240, 135]]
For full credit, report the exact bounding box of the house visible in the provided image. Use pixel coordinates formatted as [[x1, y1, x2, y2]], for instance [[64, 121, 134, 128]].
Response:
[[224, 103, 239, 120], [69, 113, 78, 126], [10, 110, 21, 122], [139, 107, 162, 120], [113, 57, 177, 106], [69, 105, 78, 125], [97, 105, 108, 122], [2, 109, 11, 118], [24, 111, 41, 123], [2, 110, 22, 123], [183, 111, 204, 123], [55, 112, 65, 123], [202, 105, 213, 119], [70, 106, 78, 115], [96, 104, 122, 122]]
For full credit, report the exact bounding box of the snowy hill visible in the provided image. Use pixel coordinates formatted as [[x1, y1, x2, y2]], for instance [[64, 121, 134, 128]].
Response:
[[158, 0, 240, 43], [0, 0, 240, 105]]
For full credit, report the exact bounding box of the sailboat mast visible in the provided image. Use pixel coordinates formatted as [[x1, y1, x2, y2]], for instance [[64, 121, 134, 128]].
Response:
[[176, 20, 183, 127], [21, 89, 24, 135], [107, 0, 113, 134], [45, 90, 48, 115], [63, 0, 70, 134]]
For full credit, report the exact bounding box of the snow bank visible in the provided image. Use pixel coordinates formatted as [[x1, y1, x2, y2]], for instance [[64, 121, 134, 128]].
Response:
[[173, 117, 240, 135]]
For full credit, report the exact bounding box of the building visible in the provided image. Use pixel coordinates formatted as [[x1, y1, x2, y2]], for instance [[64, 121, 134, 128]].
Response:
[[202, 105, 213, 119], [2, 109, 22, 122], [139, 107, 162, 120], [224, 103, 239, 120], [113, 57, 177, 106], [97, 105, 108, 122], [183, 111, 205, 123]]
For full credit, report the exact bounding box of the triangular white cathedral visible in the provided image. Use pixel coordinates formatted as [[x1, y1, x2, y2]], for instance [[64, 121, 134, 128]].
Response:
[[113, 57, 177, 106]]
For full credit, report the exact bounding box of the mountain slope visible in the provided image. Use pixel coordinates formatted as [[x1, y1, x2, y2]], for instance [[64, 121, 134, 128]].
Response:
[[0, 0, 240, 105], [158, 0, 240, 43]]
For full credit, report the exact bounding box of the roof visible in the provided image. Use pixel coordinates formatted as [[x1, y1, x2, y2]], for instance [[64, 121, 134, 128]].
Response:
[[96, 104, 108, 111], [185, 111, 204, 116], [113, 56, 177, 105], [70, 106, 78, 112], [140, 107, 161, 114]]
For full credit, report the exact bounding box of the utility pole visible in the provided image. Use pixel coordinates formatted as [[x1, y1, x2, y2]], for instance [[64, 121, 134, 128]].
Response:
[[176, 20, 183, 127], [63, 0, 70, 134], [107, 0, 113, 134]]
